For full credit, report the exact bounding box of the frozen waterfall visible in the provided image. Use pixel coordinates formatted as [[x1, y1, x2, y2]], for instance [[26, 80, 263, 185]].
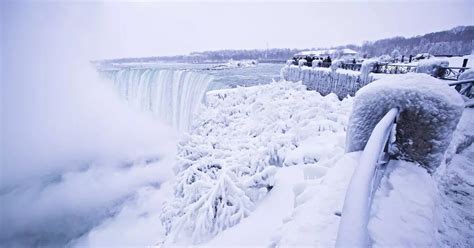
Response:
[[104, 68, 213, 132]]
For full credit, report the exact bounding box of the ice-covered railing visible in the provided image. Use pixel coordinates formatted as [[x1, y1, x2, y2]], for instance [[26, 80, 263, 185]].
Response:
[[280, 65, 373, 99], [449, 79, 474, 99], [336, 108, 398, 247], [336, 73, 464, 247]]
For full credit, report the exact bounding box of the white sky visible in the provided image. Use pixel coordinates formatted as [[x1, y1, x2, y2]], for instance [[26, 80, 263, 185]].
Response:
[[2, 0, 473, 59]]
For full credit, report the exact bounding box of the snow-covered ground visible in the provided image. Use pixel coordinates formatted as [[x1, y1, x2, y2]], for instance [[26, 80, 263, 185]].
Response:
[[66, 78, 471, 247]]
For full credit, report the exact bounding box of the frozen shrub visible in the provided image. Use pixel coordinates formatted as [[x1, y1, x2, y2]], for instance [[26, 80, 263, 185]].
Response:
[[391, 49, 401, 61], [346, 73, 464, 172], [160, 81, 352, 245], [331, 59, 344, 71], [312, 59, 323, 68], [416, 58, 449, 77], [298, 59, 307, 67], [360, 58, 379, 83]]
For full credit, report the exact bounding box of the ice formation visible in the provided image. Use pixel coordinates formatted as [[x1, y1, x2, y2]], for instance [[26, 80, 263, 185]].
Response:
[[346, 73, 464, 172], [160, 80, 352, 244], [280, 65, 374, 99], [103, 68, 213, 131]]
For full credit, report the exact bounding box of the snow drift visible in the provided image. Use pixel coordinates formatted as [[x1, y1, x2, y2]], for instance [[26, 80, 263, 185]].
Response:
[[280, 65, 374, 99], [346, 73, 464, 172]]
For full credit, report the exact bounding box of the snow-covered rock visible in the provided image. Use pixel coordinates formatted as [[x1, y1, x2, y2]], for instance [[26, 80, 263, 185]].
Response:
[[280, 65, 374, 99], [346, 73, 464, 172], [160, 80, 352, 245]]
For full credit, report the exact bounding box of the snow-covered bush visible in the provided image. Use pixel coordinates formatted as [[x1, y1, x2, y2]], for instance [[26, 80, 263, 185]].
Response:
[[378, 54, 392, 63], [286, 59, 293, 66], [346, 73, 464, 172], [391, 49, 401, 61], [330, 59, 344, 71], [416, 58, 449, 77], [312, 59, 323, 68], [280, 65, 374, 99], [161, 81, 352, 245], [360, 58, 379, 82], [298, 59, 307, 67]]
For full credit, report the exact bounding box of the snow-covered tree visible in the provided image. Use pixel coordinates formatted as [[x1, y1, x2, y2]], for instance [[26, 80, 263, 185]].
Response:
[[391, 49, 401, 61]]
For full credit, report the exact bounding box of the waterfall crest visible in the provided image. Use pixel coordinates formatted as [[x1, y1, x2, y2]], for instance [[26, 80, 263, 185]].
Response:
[[105, 68, 213, 132]]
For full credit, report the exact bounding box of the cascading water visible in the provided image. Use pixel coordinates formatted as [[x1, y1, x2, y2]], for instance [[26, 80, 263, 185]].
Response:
[[103, 68, 213, 132]]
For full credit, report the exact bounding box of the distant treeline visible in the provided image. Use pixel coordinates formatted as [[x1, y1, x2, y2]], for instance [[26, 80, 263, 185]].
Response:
[[359, 26, 474, 57], [100, 26, 473, 64]]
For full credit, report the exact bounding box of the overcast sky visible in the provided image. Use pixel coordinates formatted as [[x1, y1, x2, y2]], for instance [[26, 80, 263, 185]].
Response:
[[2, 0, 473, 59]]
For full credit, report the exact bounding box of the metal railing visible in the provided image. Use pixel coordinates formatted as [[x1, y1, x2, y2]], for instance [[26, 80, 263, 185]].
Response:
[[292, 59, 470, 81], [440, 67, 469, 80], [336, 108, 399, 247], [449, 79, 474, 98], [373, 63, 417, 74]]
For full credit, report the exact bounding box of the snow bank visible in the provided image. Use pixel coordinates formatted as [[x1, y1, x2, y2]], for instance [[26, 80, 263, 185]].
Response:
[[281, 65, 374, 99], [161, 80, 352, 245], [416, 58, 449, 77], [435, 108, 474, 247], [271, 152, 361, 247], [368, 160, 438, 247], [436, 145, 474, 247], [346, 73, 464, 172]]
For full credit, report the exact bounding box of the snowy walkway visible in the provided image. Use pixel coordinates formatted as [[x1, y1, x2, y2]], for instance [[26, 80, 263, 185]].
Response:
[[203, 152, 361, 247]]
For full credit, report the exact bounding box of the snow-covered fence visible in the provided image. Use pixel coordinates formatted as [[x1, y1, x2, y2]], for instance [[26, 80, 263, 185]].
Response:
[[346, 73, 464, 172], [336, 108, 398, 247], [280, 65, 374, 99]]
